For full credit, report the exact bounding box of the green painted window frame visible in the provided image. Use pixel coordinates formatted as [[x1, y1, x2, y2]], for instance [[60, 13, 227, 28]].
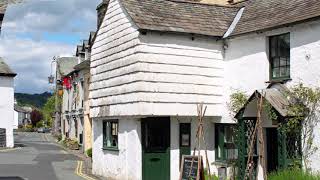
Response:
[[102, 120, 119, 150], [215, 124, 236, 162], [269, 33, 291, 81]]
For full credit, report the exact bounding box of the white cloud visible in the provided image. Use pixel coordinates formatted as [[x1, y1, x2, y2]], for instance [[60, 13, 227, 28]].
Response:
[[0, 37, 74, 93], [0, 0, 101, 93], [3, 0, 100, 34]]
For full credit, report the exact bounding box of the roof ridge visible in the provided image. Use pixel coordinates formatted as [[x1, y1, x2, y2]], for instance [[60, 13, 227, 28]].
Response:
[[167, 0, 241, 8]]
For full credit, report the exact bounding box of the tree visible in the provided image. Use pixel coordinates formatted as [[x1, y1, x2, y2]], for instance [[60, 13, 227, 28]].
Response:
[[30, 109, 43, 127], [42, 94, 55, 128]]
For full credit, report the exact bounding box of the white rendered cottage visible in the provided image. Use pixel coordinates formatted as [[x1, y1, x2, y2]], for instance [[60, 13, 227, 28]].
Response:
[[0, 58, 16, 148], [90, 0, 237, 179], [89, 0, 320, 179], [223, 0, 320, 178]]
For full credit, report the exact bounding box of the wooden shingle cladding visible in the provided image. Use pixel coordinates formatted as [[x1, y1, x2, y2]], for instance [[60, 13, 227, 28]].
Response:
[[89, 0, 224, 117], [90, 0, 141, 117]]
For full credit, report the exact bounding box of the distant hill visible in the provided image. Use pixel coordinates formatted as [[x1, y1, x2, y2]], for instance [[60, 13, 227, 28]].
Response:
[[15, 92, 52, 108]]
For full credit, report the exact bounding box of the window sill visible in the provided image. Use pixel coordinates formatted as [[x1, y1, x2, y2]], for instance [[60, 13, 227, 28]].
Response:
[[102, 147, 119, 151], [266, 78, 292, 84], [212, 160, 230, 167]]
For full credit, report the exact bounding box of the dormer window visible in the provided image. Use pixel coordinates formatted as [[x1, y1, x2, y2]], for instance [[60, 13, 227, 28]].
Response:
[[269, 33, 290, 80]]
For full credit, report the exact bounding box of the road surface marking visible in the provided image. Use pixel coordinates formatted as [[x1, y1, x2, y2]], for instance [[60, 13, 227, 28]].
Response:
[[75, 161, 96, 180], [44, 134, 49, 142], [0, 147, 21, 152], [60, 150, 68, 154]]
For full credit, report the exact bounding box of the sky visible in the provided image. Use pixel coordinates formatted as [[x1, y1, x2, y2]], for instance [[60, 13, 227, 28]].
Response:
[[0, 0, 100, 94]]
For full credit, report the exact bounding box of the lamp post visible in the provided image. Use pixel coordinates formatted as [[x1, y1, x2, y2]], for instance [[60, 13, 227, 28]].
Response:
[[48, 56, 58, 84], [48, 56, 61, 136]]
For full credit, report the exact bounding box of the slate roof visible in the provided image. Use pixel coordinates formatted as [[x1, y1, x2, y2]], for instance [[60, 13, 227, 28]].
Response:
[[120, 0, 239, 37], [83, 40, 89, 48], [118, 0, 320, 37], [0, 57, 16, 77], [0, 3, 7, 33], [74, 60, 90, 71], [14, 105, 27, 113], [235, 84, 295, 118], [76, 45, 85, 56], [232, 0, 320, 35], [57, 57, 78, 77], [89, 31, 96, 45]]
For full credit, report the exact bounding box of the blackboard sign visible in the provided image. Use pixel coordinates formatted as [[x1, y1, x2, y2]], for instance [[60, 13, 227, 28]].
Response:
[[179, 155, 204, 180]]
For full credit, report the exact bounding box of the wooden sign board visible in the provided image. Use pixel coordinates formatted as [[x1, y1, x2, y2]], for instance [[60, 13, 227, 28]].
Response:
[[179, 155, 204, 180]]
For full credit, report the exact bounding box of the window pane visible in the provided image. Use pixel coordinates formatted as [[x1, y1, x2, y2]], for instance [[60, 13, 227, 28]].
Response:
[[270, 37, 276, 57], [225, 126, 234, 143], [273, 58, 280, 67], [103, 121, 119, 148], [280, 67, 287, 77], [269, 33, 290, 79], [280, 57, 287, 66], [273, 67, 280, 78]]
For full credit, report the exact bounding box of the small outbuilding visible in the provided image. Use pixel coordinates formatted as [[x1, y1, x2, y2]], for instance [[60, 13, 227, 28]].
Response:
[[0, 58, 17, 148]]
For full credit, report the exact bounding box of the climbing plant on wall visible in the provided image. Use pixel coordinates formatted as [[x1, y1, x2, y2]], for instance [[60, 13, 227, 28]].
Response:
[[284, 83, 320, 171], [229, 90, 249, 115], [229, 83, 320, 177], [261, 83, 320, 171]]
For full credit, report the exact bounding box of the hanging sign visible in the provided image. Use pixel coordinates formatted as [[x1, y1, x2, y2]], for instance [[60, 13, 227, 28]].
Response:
[[179, 155, 204, 180], [63, 77, 72, 90]]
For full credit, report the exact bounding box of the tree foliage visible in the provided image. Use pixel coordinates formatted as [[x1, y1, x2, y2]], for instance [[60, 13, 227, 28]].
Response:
[[42, 95, 56, 128], [229, 90, 249, 115], [30, 109, 43, 127], [15, 92, 52, 108]]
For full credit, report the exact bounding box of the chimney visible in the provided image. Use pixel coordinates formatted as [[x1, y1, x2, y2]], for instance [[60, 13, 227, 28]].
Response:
[[96, 0, 109, 29]]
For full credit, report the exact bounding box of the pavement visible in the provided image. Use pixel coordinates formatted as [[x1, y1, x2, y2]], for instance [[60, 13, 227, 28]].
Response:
[[0, 132, 95, 180]]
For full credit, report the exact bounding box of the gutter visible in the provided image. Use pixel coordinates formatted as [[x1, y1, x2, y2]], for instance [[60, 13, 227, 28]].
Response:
[[0, 72, 17, 77]]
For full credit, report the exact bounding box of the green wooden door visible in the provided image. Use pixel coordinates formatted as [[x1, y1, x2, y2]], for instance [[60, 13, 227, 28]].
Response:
[[142, 117, 170, 180], [180, 123, 191, 163]]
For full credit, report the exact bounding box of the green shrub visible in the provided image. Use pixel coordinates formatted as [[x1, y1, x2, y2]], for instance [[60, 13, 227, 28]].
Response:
[[204, 169, 219, 180], [36, 121, 44, 128], [86, 148, 92, 158], [23, 124, 34, 132], [269, 169, 320, 180], [57, 134, 62, 142], [62, 138, 79, 150]]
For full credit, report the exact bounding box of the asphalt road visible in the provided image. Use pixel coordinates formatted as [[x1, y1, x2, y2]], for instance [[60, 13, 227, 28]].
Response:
[[0, 132, 85, 180]]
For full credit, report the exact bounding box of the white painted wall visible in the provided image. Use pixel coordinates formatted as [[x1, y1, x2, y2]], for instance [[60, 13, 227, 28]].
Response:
[[224, 19, 320, 176], [170, 116, 217, 180], [0, 76, 14, 147], [92, 118, 142, 180], [13, 110, 18, 129]]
